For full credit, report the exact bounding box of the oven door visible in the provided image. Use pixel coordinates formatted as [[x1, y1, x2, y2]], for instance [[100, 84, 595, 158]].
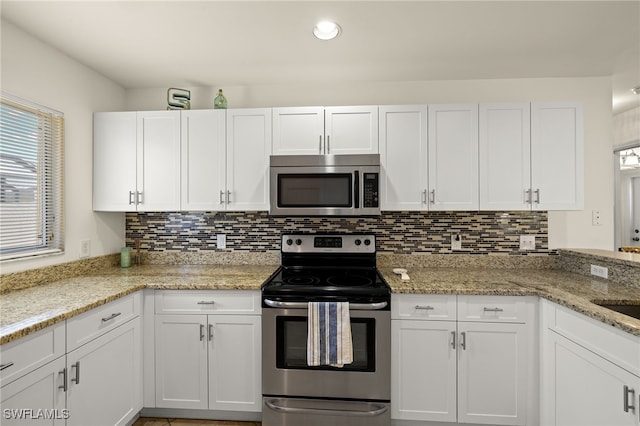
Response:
[[262, 305, 390, 400]]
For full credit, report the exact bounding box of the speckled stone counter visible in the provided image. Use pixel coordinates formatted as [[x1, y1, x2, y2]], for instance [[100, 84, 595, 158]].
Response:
[[381, 267, 640, 337], [0, 264, 275, 345]]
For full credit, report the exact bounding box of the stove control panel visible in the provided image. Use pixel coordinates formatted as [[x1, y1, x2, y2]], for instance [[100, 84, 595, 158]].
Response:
[[281, 234, 376, 253]]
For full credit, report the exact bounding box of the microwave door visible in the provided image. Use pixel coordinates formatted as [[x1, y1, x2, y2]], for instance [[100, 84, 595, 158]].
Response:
[[354, 170, 360, 209]]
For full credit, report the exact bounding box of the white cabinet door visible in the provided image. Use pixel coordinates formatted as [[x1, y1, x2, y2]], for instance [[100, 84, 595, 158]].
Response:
[[391, 319, 457, 422], [181, 109, 226, 211], [531, 102, 584, 210], [457, 322, 528, 425], [66, 318, 142, 426], [0, 357, 66, 426], [93, 112, 137, 211], [544, 330, 640, 426], [208, 315, 261, 412], [428, 104, 479, 210], [272, 107, 325, 155], [137, 111, 181, 211], [154, 314, 208, 409], [479, 103, 531, 211], [325, 106, 379, 155], [226, 108, 271, 211], [379, 105, 428, 211]]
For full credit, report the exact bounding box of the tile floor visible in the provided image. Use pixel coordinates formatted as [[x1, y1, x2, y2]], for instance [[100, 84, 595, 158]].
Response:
[[132, 418, 260, 426]]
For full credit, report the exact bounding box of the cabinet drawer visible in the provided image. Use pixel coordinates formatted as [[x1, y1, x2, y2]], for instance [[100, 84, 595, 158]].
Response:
[[155, 290, 261, 315], [391, 295, 456, 320], [457, 295, 535, 323], [0, 322, 65, 387], [67, 292, 141, 352]]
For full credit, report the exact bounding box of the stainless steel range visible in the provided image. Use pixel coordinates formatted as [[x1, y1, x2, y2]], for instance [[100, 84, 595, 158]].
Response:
[[261, 233, 391, 426]]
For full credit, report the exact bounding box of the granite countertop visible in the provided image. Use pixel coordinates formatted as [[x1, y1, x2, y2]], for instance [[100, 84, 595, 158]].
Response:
[[0, 264, 275, 345], [1, 263, 639, 345], [381, 267, 640, 337]]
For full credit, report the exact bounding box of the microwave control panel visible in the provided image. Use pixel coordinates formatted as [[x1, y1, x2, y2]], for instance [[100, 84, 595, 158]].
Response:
[[363, 173, 379, 208]]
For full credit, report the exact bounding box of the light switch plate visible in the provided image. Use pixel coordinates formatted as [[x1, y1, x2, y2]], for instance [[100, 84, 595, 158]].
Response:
[[216, 234, 226, 249], [519, 235, 535, 250]]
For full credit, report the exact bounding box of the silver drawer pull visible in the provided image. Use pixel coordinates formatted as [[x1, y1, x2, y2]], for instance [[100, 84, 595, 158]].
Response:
[[624, 385, 636, 413], [197, 301, 216, 305], [415, 305, 434, 310], [101, 312, 121, 322], [58, 368, 67, 391], [0, 362, 14, 371], [265, 398, 388, 417], [483, 307, 504, 312], [450, 331, 456, 350], [71, 361, 80, 385]]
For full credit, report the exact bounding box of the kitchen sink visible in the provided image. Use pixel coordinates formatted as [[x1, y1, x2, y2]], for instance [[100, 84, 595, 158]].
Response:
[[595, 303, 640, 320]]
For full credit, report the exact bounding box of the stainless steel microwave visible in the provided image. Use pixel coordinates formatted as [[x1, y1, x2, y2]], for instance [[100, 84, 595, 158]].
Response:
[[269, 154, 380, 216]]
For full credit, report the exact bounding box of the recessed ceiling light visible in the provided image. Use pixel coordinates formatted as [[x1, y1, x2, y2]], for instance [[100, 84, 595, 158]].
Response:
[[313, 21, 341, 41]]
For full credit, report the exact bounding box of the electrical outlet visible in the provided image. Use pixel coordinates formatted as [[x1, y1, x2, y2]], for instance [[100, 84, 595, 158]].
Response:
[[80, 239, 91, 258], [519, 235, 536, 250], [592, 210, 602, 226], [216, 234, 226, 249], [451, 234, 462, 251], [590, 264, 609, 279]]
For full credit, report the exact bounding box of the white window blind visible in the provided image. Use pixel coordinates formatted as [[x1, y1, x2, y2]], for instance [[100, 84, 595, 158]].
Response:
[[0, 94, 64, 260]]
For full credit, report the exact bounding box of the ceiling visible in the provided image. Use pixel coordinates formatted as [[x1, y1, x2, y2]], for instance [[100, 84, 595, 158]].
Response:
[[2, 0, 639, 114]]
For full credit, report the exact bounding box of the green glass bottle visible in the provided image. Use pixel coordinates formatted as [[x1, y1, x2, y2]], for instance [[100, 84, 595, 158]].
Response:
[[214, 89, 228, 109]]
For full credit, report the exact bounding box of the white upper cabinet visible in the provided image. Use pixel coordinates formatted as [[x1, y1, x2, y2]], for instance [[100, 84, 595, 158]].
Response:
[[93, 111, 181, 212], [226, 108, 272, 211], [181, 109, 226, 211], [531, 102, 584, 210], [428, 104, 479, 211], [272, 107, 325, 155], [272, 106, 378, 155], [379, 105, 428, 211], [479, 103, 532, 210]]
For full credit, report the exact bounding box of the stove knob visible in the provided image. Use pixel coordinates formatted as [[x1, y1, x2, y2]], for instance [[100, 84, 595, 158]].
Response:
[[286, 239, 293, 246], [295, 239, 302, 245], [355, 239, 362, 246], [364, 239, 371, 246]]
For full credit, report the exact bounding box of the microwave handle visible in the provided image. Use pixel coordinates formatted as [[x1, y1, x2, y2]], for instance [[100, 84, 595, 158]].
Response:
[[354, 171, 360, 208]]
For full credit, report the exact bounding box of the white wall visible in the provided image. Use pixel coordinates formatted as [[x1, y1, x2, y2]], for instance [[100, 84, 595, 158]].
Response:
[[1, 20, 127, 273], [127, 77, 615, 250]]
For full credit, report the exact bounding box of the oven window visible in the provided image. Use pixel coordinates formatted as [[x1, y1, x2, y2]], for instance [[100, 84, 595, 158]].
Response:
[[276, 316, 375, 372], [277, 174, 352, 207]]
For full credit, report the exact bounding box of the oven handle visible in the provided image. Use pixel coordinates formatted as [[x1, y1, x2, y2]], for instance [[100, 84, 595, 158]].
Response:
[[264, 398, 388, 417], [263, 299, 388, 310]]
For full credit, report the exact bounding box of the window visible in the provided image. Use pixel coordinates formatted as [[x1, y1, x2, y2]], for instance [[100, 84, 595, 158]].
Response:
[[0, 94, 64, 260]]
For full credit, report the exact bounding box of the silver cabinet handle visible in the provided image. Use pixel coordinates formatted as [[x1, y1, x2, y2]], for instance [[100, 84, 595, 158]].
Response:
[[319, 135, 323, 154], [199, 324, 205, 341], [483, 307, 504, 313], [326, 135, 330, 154], [226, 190, 231, 204], [451, 331, 456, 350], [265, 398, 388, 417], [58, 368, 67, 391], [136, 191, 143, 205], [208, 324, 214, 341], [71, 361, 80, 385], [219, 190, 225, 205], [429, 189, 435, 204], [101, 312, 121, 322], [624, 385, 636, 413], [460, 331, 467, 350], [128, 191, 136, 205], [534, 188, 540, 204], [415, 305, 434, 310], [525, 189, 532, 204], [0, 362, 14, 371], [422, 189, 427, 204], [197, 301, 215, 305]]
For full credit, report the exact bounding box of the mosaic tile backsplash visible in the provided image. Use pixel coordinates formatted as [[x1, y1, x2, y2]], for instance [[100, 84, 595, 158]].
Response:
[[126, 211, 550, 255]]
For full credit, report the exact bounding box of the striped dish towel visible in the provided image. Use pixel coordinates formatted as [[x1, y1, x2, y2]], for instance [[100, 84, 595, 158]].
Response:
[[307, 302, 353, 367]]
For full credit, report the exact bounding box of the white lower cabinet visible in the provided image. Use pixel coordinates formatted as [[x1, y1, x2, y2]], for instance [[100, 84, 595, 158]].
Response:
[[541, 300, 640, 426], [0, 357, 67, 425], [66, 317, 142, 426], [391, 295, 537, 425], [154, 291, 261, 413]]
